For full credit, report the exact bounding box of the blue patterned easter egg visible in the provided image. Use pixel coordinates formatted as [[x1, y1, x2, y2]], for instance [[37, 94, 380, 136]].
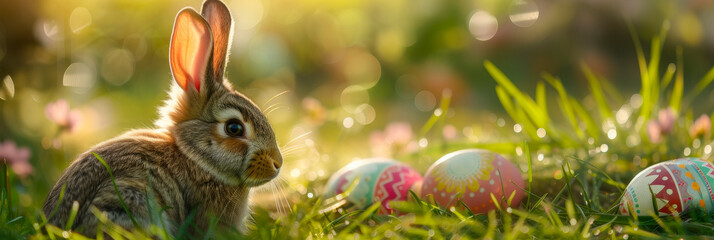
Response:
[[325, 158, 422, 214], [620, 158, 714, 216]]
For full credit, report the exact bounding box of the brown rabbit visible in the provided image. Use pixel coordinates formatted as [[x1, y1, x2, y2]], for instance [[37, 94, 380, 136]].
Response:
[[42, 0, 282, 236]]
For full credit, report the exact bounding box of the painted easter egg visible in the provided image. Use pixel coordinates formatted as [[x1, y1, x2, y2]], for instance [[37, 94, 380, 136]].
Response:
[[620, 157, 714, 216], [421, 149, 525, 213], [325, 158, 423, 214]]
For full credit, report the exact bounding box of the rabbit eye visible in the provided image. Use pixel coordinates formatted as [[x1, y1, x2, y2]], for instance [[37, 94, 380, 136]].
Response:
[[224, 119, 245, 137]]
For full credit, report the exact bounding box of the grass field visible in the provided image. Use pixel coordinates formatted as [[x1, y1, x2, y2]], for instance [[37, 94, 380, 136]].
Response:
[[2, 0, 714, 239]]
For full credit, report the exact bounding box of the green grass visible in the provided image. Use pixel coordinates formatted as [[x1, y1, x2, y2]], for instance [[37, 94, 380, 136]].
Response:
[[2, 25, 714, 239]]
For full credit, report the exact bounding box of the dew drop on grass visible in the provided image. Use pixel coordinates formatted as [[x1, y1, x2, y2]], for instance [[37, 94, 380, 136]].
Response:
[[419, 138, 428, 148], [515, 146, 522, 156], [704, 145, 712, 154], [607, 129, 617, 139], [536, 128, 546, 138], [600, 144, 608, 152], [693, 139, 701, 148], [342, 117, 354, 128], [509, 0, 539, 27], [513, 124, 523, 133], [684, 147, 691, 156]]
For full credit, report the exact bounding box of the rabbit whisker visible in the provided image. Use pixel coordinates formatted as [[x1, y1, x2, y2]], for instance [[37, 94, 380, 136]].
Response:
[[279, 146, 305, 155], [265, 105, 287, 117], [276, 177, 291, 215], [281, 131, 313, 149], [261, 90, 289, 110], [263, 102, 282, 113]]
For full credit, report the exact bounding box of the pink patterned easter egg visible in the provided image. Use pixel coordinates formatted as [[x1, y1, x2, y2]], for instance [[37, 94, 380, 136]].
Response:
[[325, 158, 423, 214], [422, 149, 525, 213], [620, 158, 714, 216]]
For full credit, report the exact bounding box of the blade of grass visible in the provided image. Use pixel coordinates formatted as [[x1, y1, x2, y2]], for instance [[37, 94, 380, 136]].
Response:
[[525, 142, 532, 208], [670, 47, 684, 112], [661, 63, 676, 92], [543, 73, 584, 140], [647, 35, 663, 110], [536, 81, 547, 115], [686, 65, 714, 103], [418, 89, 451, 137], [92, 152, 140, 229], [580, 62, 614, 121], [485, 60, 548, 127], [64, 201, 79, 231], [628, 21, 653, 123], [570, 98, 600, 142]]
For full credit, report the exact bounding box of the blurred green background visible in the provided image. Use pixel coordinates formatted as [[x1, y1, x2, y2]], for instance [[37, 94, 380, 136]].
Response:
[[1, 0, 714, 212]]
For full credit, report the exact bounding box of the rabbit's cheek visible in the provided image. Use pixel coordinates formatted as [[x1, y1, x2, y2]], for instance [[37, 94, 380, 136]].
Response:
[[217, 137, 249, 155]]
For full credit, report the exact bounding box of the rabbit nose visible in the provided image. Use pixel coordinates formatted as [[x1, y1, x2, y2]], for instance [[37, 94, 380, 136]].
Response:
[[271, 151, 283, 169]]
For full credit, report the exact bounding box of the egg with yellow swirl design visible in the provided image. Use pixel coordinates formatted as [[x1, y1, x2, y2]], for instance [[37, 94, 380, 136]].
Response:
[[421, 149, 525, 213]]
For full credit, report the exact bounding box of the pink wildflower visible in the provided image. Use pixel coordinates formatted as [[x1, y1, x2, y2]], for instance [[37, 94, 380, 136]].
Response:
[[443, 125, 458, 140], [369, 122, 417, 157], [647, 120, 662, 144], [302, 97, 326, 126], [690, 114, 711, 138], [0, 140, 32, 178], [45, 99, 81, 133], [647, 108, 677, 144], [658, 108, 675, 134]]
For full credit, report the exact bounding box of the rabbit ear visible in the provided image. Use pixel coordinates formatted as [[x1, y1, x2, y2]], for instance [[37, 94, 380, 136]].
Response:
[[169, 8, 213, 92], [201, 0, 233, 81]]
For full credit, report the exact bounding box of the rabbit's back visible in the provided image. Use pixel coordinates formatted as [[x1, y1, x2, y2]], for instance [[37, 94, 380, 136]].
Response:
[[42, 129, 202, 236]]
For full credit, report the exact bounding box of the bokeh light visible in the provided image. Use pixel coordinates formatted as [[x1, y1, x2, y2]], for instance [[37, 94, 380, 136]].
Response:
[[69, 7, 92, 33], [509, 0, 539, 27], [468, 10, 498, 41], [100, 49, 134, 86], [63, 63, 95, 93], [0, 75, 14, 100]]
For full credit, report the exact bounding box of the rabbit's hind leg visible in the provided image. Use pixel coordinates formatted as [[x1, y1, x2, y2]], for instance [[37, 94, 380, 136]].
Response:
[[79, 178, 152, 236]]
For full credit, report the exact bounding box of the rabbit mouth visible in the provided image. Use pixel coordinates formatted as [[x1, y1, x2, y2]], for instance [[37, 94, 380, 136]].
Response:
[[242, 158, 280, 186]]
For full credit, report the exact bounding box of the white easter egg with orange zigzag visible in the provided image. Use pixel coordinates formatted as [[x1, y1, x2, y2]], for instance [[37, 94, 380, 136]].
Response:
[[620, 158, 714, 216]]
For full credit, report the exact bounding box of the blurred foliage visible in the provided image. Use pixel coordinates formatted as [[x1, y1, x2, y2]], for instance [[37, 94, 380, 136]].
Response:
[[2, 0, 714, 238]]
